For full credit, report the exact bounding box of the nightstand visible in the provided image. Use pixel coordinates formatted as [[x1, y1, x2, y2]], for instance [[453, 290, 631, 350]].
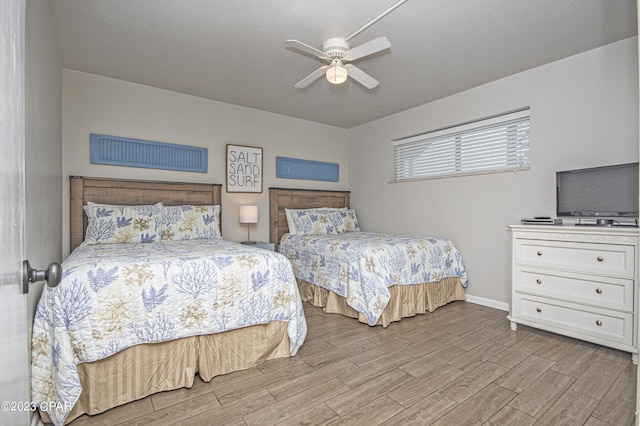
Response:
[[241, 241, 275, 251]]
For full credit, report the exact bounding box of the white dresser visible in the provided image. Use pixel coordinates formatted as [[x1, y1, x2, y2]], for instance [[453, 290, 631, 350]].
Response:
[[508, 225, 638, 359]]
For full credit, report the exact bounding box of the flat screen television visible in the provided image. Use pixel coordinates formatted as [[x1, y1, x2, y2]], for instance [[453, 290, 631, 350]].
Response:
[[556, 162, 639, 221]]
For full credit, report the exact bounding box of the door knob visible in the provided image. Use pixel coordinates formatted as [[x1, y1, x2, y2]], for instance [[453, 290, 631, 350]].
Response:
[[22, 260, 62, 294]]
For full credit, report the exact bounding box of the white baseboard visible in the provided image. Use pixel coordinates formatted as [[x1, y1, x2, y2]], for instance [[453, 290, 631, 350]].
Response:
[[465, 294, 509, 312]]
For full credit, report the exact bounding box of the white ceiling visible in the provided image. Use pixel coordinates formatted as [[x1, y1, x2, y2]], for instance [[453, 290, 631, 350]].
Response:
[[49, 0, 637, 129]]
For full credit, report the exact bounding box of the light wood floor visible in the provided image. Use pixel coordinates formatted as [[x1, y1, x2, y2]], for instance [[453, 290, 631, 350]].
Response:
[[68, 301, 637, 426]]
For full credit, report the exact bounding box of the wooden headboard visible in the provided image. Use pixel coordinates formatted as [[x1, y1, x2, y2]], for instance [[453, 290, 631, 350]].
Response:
[[269, 187, 351, 249], [70, 176, 222, 251]]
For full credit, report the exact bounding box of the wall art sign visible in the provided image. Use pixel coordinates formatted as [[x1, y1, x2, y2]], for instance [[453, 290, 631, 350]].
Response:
[[226, 144, 263, 193]]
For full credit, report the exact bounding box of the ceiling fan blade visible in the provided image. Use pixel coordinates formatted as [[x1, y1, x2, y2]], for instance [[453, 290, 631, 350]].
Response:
[[294, 66, 329, 88], [344, 36, 391, 61], [285, 39, 327, 59], [344, 64, 380, 89]]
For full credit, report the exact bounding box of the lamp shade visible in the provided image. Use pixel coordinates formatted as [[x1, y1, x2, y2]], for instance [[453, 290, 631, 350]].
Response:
[[239, 205, 258, 224], [326, 59, 348, 84]]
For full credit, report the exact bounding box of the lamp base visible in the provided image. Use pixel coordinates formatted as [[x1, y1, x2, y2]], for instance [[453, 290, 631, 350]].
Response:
[[241, 240, 257, 245]]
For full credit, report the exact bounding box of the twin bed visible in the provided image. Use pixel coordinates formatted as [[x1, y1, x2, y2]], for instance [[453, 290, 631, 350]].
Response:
[[269, 187, 468, 327], [32, 178, 468, 425]]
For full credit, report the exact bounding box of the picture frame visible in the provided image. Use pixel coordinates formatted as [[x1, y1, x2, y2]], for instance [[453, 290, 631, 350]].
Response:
[[226, 144, 263, 193]]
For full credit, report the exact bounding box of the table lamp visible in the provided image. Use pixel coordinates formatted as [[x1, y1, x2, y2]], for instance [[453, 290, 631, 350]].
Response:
[[239, 205, 258, 244]]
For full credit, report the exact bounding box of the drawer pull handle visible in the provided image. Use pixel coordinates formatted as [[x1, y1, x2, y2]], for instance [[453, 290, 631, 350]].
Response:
[[595, 288, 603, 294], [537, 251, 543, 256], [596, 256, 604, 262], [536, 307, 542, 313], [536, 279, 542, 284], [596, 320, 603, 326]]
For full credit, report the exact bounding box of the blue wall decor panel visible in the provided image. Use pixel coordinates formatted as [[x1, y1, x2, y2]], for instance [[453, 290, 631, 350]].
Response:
[[276, 156, 339, 182], [90, 133, 208, 173]]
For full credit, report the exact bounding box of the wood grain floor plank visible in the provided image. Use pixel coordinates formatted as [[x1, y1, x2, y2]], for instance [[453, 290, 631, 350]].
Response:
[[301, 338, 379, 369], [399, 344, 466, 378], [548, 342, 598, 378], [534, 390, 599, 426], [326, 395, 404, 426], [266, 358, 358, 401], [447, 340, 509, 372], [126, 390, 221, 425], [590, 375, 636, 425], [274, 403, 339, 426], [568, 360, 624, 400], [326, 369, 413, 416], [533, 335, 580, 362], [380, 392, 459, 426], [401, 331, 462, 358], [596, 346, 634, 368], [242, 377, 350, 426], [213, 361, 315, 405], [507, 369, 575, 418], [432, 383, 516, 425], [495, 355, 555, 393], [346, 337, 414, 367], [448, 326, 502, 351], [387, 363, 465, 407], [70, 396, 155, 426], [174, 388, 275, 426], [490, 345, 533, 370], [486, 405, 537, 426], [439, 361, 509, 403], [583, 418, 619, 426], [339, 353, 416, 389]]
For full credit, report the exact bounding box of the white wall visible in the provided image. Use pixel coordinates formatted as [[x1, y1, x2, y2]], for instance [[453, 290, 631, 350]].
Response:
[[347, 36, 639, 308], [62, 70, 349, 255]]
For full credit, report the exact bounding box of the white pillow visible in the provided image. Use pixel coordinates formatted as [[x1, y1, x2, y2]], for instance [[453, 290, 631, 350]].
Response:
[[285, 207, 347, 235]]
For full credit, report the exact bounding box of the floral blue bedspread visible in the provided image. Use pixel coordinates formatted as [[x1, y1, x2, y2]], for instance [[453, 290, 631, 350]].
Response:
[[31, 239, 307, 426], [279, 231, 467, 326]]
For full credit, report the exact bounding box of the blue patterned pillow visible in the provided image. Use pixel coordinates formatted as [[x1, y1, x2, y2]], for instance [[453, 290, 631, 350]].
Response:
[[159, 205, 221, 240], [330, 209, 361, 233], [285, 207, 347, 234], [291, 210, 339, 235], [82, 202, 163, 246]]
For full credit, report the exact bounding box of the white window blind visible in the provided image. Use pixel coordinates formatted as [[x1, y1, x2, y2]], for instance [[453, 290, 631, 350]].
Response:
[[393, 109, 530, 181]]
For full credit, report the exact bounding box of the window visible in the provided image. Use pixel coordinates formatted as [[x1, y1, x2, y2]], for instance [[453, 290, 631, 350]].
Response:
[[393, 109, 530, 181]]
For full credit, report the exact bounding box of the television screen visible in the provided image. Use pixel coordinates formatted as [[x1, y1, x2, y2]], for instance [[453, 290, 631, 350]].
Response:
[[556, 162, 639, 218]]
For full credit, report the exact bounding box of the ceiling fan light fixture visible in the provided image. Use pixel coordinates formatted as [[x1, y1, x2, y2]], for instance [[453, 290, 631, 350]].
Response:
[[326, 59, 348, 84]]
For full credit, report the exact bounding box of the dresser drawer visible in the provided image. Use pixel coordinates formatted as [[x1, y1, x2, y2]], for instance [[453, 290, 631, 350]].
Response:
[[514, 268, 634, 311], [514, 239, 635, 278], [512, 294, 633, 346]]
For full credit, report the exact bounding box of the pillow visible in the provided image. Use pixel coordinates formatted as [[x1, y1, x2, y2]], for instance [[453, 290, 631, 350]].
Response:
[[330, 209, 361, 233], [160, 205, 221, 241], [290, 210, 339, 236], [82, 202, 163, 246], [285, 207, 347, 235]]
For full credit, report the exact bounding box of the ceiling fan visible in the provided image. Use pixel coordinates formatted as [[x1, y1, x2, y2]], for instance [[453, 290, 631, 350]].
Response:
[[285, 0, 407, 90]]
